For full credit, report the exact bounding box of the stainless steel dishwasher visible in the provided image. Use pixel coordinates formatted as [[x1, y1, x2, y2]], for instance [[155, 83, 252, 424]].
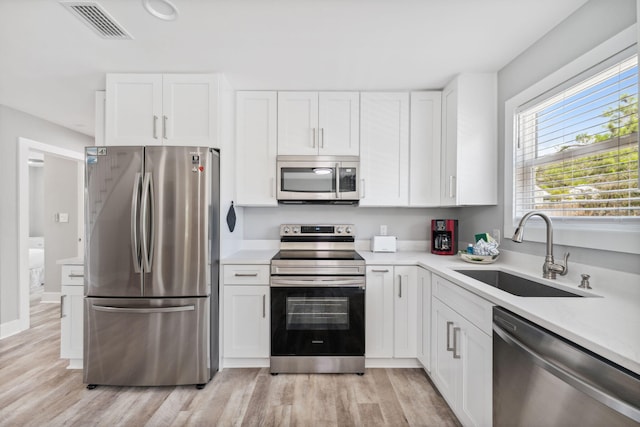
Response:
[[493, 307, 640, 426]]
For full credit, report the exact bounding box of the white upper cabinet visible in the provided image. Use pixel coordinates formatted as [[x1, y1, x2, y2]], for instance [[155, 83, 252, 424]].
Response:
[[440, 73, 497, 206], [105, 73, 219, 147], [360, 92, 410, 206], [235, 91, 278, 206], [277, 91, 360, 156], [318, 92, 360, 155], [410, 91, 442, 206]]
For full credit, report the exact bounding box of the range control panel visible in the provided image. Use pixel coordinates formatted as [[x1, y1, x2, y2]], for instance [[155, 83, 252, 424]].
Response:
[[279, 224, 355, 236]]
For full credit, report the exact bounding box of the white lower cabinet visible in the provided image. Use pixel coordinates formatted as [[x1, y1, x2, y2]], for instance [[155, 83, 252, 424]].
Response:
[[365, 266, 418, 360], [223, 285, 270, 359], [393, 266, 418, 358], [222, 265, 270, 365], [417, 267, 431, 371], [60, 285, 84, 368], [59, 263, 84, 369], [431, 275, 493, 427]]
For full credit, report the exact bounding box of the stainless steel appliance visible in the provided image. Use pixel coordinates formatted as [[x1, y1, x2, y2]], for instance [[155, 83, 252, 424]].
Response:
[[493, 307, 640, 426], [83, 146, 220, 388], [276, 156, 359, 203], [270, 224, 365, 374]]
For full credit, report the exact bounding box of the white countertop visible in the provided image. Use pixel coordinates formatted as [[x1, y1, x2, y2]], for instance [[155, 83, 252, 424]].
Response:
[[222, 247, 640, 374]]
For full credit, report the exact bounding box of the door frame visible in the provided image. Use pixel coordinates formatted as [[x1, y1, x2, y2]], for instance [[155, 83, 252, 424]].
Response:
[[17, 137, 83, 331]]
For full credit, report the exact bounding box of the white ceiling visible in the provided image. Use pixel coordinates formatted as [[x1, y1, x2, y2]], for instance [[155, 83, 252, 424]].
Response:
[[0, 0, 588, 137]]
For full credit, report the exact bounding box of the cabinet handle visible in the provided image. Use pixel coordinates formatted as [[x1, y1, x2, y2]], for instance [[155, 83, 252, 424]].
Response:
[[163, 116, 168, 139], [446, 321, 454, 351], [68, 273, 84, 278], [60, 295, 67, 318], [398, 275, 402, 298], [449, 176, 456, 199], [153, 116, 158, 139], [320, 128, 324, 148], [312, 128, 316, 148], [235, 273, 258, 277], [262, 294, 266, 318], [371, 269, 389, 273], [453, 327, 461, 359]]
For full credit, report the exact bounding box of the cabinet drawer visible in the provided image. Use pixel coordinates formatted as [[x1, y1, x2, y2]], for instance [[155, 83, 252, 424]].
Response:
[[61, 265, 85, 286], [223, 265, 270, 285], [432, 274, 493, 335]]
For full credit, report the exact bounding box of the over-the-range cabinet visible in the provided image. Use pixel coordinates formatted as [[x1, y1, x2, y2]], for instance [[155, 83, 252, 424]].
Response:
[[84, 145, 220, 388]]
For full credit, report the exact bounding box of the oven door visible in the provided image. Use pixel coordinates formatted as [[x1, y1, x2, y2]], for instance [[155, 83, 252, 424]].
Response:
[[276, 159, 359, 201], [270, 278, 365, 356]]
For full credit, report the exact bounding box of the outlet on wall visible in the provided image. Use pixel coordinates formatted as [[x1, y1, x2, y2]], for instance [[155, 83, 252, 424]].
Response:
[[380, 225, 387, 236]]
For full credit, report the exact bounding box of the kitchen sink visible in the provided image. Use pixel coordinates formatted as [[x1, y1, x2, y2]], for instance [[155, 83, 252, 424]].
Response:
[[454, 269, 583, 297]]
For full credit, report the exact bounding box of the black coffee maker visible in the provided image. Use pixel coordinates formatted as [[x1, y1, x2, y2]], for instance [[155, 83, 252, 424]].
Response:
[[431, 219, 458, 255]]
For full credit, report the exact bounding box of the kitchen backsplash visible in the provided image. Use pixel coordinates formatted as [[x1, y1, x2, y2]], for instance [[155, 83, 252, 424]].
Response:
[[243, 205, 461, 240]]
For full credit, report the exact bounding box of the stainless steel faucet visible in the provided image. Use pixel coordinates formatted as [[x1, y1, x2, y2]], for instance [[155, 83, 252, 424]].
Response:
[[512, 211, 569, 279]]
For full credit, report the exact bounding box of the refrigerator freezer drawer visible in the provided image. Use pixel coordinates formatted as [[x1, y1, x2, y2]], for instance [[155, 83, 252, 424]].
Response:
[[84, 297, 210, 386]]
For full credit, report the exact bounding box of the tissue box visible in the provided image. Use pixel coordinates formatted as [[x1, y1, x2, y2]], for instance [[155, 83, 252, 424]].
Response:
[[371, 236, 397, 252]]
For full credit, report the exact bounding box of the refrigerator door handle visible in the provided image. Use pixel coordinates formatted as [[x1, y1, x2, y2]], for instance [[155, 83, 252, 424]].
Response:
[[141, 172, 155, 273], [92, 304, 195, 314], [131, 172, 143, 273]]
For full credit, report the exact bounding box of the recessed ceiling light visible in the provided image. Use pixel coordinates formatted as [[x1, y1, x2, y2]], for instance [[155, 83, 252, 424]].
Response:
[[142, 0, 179, 21]]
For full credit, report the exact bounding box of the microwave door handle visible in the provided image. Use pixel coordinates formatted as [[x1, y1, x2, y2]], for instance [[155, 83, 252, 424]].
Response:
[[335, 163, 340, 199]]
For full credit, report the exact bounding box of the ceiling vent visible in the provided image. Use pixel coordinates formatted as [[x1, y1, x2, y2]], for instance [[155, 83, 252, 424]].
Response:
[[61, 1, 133, 40]]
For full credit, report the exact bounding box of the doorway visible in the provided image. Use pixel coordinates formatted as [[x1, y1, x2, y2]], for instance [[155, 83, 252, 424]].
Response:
[[17, 137, 83, 330]]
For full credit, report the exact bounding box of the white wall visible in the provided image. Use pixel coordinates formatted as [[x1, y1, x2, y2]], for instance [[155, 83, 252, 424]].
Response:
[[28, 166, 44, 236], [43, 155, 79, 295], [0, 105, 92, 325], [458, 0, 640, 274]]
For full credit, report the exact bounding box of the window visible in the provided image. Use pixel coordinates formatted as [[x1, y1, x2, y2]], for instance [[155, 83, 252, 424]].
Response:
[[515, 52, 639, 219], [504, 27, 640, 254]]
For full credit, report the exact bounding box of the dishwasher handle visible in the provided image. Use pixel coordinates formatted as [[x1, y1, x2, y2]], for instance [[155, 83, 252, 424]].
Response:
[[493, 323, 640, 423]]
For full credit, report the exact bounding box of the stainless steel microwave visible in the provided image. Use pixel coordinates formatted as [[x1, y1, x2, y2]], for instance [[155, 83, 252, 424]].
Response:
[[276, 156, 360, 203]]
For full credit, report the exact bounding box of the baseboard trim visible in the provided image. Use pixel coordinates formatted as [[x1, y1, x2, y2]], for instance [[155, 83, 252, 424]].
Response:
[[222, 358, 270, 369], [41, 292, 62, 303], [365, 358, 421, 368], [0, 319, 23, 339]]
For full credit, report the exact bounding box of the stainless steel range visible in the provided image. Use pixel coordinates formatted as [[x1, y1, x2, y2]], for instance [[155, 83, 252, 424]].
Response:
[[270, 224, 365, 374]]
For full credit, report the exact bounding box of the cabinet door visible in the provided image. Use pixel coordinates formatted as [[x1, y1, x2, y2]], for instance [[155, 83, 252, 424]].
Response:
[[365, 266, 394, 358], [105, 74, 163, 146], [441, 81, 458, 206], [162, 74, 217, 147], [235, 91, 278, 206], [431, 298, 459, 410], [458, 318, 492, 427], [223, 286, 269, 358], [417, 267, 431, 371], [60, 285, 84, 360], [318, 92, 360, 155], [410, 91, 442, 206], [360, 92, 410, 206], [393, 266, 417, 358], [277, 92, 319, 155]]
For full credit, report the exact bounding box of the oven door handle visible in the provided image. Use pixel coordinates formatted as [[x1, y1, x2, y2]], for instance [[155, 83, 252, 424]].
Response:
[[270, 277, 365, 287]]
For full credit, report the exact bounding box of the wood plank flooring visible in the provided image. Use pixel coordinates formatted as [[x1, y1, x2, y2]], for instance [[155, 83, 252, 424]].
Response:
[[0, 301, 460, 427]]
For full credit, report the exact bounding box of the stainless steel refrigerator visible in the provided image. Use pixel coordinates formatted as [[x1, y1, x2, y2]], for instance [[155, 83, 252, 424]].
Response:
[[83, 145, 219, 388]]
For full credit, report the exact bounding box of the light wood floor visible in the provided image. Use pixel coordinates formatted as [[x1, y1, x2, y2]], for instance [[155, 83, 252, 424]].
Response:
[[0, 300, 460, 427]]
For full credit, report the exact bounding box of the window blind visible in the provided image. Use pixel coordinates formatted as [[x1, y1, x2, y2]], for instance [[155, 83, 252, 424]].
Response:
[[514, 51, 639, 219]]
